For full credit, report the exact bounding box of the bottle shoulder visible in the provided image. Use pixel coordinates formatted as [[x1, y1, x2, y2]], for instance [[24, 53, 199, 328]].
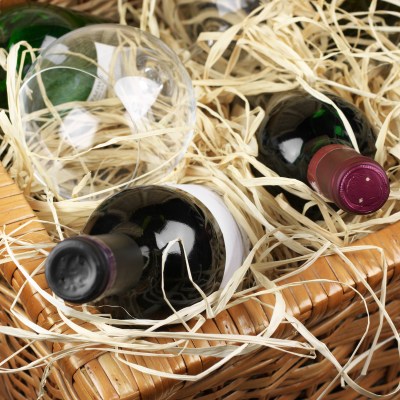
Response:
[[83, 185, 222, 238], [257, 89, 376, 152], [255, 89, 377, 181]]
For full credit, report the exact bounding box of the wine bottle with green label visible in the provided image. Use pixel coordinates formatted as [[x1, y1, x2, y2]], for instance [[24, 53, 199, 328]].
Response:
[[45, 184, 249, 320], [0, 3, 108, 109]]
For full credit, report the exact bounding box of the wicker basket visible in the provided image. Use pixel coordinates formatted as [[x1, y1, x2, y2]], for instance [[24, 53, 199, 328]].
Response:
[[1, 0, 400, 399], [0, 162, 399, 400]]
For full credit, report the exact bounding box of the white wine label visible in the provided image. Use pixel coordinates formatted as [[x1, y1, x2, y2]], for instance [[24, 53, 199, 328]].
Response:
[[85, 41, 114, 102], [42, 40, 108, 101], [94, 41, 116, 82], [173, 184, 249, 288], [86, 77, 108, 102]]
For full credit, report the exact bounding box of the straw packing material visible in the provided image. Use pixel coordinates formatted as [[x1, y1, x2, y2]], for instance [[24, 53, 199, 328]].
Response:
[[0, 0, 399, 398]]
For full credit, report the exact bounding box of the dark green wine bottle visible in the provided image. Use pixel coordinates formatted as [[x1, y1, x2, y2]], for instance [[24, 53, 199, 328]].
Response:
[[253, 90, 390, 216], [45, 185, 249, 320], [0, 3, 108, 109]]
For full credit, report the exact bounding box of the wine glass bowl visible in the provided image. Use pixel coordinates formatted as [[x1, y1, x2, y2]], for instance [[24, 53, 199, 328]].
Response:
[[19, 24, 196, 200]]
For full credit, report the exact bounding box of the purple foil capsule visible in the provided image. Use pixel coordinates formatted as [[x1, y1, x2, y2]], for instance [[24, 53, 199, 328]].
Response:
[[307, 144, 389, 214]]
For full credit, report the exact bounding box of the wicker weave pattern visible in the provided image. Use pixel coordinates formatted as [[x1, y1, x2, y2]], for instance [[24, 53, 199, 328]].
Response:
[[0, 159, 399, 399]]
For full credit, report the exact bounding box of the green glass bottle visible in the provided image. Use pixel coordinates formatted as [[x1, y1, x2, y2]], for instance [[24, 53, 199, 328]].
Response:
[[0, 2, 108, 109]]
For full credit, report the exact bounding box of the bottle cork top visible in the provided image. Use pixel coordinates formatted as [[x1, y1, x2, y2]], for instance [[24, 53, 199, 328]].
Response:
[[45, 236, 114, 303]]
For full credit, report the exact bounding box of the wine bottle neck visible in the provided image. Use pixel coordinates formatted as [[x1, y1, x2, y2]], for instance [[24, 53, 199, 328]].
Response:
[[307, 143, 389, 214], [45, 233, 144, 303]]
